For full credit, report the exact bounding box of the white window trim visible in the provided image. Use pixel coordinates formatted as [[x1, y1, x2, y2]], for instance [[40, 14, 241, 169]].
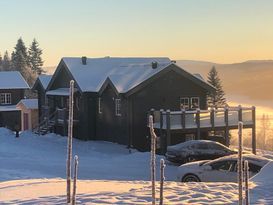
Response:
[[98, 97, 102, 114], [191, 97, 200, 109], [115, 98, 121, 116], [180, 97, 190, 110], [0, 93, 11, 105]]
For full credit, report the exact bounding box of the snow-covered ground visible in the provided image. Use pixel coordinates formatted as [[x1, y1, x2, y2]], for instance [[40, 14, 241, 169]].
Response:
[[0, 128, 272, 204]]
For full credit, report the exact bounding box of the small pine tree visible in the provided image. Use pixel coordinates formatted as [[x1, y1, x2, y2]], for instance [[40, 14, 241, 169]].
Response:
[[207, 66, 226, 108], [2, 51, 11, 71], [28, 39, 44, 75]]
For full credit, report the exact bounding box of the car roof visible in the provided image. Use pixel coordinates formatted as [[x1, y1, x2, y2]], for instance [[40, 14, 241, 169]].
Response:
[[207, 154, 271, 166], [168, 140, 227, 150]]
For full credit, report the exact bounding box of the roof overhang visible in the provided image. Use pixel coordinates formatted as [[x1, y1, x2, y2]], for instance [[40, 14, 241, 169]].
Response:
[[46, 88, 78, 96]]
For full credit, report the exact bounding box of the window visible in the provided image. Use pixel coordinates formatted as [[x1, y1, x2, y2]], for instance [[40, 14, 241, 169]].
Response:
[[0, 93, 11, 104], [191, 97, 200, 109], [211, 160, 235, 172], [98, 97, 102, 114], [115, 98, 121, 116], [180, 97, 189, 110]]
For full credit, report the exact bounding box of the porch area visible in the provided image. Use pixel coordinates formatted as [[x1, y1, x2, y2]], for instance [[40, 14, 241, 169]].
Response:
[[149, 106, 256, 154]]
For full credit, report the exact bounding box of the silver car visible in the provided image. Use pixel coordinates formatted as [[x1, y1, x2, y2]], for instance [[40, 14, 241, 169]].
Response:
[[177, 154, 270, 182]]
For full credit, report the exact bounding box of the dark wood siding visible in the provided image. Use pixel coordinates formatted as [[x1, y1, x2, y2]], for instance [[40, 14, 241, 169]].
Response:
[[130, 70, 208, 150], [96, 85, 128, 145], [50, 65, 72, 90], [0, 89, 25, 105]]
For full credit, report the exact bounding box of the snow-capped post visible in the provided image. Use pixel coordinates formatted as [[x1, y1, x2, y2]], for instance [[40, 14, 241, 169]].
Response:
[[72, 155, 79, 205], [238, 121, 243, 205], [244, 160, 249, 205], [149, 115, 156, 205], [66, 80, 74, 204], [159, 158, 166, 205]]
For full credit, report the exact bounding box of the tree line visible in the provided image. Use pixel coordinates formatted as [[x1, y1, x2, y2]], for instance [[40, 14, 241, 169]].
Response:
[[0, 37, 44, 85]]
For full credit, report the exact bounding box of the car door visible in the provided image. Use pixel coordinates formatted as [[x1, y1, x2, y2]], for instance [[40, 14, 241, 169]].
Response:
[[201, 160, 237, 182]]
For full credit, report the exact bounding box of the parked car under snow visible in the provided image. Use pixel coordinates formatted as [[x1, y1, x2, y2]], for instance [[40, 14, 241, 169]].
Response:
[[166, 140, 236, 164], [177, 154, 270, 182]]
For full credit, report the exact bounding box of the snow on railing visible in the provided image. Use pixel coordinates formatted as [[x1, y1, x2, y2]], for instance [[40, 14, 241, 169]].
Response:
[[150, 106, 255, 130]]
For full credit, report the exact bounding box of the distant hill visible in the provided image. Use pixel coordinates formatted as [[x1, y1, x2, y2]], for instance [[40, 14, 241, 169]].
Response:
[[176, 60, 273, 107]]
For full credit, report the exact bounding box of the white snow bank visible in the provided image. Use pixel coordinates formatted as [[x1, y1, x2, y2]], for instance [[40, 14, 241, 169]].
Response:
[[251, 161, 273, 185], [0, 179, 240, 204]]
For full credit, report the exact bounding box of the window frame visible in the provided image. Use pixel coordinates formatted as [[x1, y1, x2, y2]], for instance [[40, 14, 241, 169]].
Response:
[[115, 98, 121, 116], [0, 93, 11, 105], [180, 97, 190, 110], [191, 97, 200, 109], [98, 97, 102, 114]]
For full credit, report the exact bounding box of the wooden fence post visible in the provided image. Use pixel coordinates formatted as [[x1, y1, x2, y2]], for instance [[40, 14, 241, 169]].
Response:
[[238, 105, 242, 122], [159, 109, 166, 155]]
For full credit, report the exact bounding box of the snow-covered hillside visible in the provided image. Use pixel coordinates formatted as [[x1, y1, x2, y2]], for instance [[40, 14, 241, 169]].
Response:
[[0, 128, 272, 204]]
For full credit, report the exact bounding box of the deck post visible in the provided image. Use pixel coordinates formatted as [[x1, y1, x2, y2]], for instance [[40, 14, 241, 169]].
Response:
[[196, 109, 201, 140], [224, 106, 230, 146], [160, 109, 166, 154], [252, 106, 256, 154], [166, 110, 171, 146], [210, 107, 215, 130], [238, 105, 243, 121], [181, 109, 185, 129]]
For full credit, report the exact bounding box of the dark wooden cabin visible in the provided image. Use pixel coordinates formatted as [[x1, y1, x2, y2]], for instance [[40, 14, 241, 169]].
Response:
[[0, 71, 29, 130], [37, 57, 214, 150], [32, 75, 52, 122]]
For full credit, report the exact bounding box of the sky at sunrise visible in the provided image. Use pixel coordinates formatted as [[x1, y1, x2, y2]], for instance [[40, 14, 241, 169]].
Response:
[[1, 0, 273, 66]]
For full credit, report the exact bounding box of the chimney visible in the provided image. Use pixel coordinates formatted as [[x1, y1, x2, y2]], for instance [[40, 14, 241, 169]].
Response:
[[82, 56, 87, 65], [151, 61, 158, 69]]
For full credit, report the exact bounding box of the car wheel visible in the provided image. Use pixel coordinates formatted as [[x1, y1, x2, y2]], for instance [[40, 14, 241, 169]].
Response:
[[182, 174, 201, 182]]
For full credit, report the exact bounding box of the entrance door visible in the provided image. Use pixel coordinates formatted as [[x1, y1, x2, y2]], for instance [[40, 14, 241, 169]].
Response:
[[23, 113, 29, 130]]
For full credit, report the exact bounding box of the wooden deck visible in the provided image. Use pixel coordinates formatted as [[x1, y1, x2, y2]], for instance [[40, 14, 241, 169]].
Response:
[[149, 106, 256, 154]]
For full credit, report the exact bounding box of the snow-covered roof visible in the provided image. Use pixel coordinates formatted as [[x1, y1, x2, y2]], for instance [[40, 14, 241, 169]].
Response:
[[17, 99, 38, 109], [0, 105, 19, 112], [46, 88, 77, 96], [0, 71, 29, 89], [38, 75, 52, 89], [62, 57, 172, 93]]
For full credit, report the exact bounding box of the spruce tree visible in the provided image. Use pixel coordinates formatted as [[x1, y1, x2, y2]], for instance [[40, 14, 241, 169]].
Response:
[[11, 37, 36, 84], [2, 51, 11, 71], [207, 66, 226, 108], [28, 38, 44, 75]]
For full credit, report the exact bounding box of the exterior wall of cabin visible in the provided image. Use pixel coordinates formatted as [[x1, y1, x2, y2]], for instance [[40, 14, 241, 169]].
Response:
[[96, 85, 129, 145], [130, 69, 208, 150], [0, 89, 25, 105], [0, 111, 21, 130], [50, 65, 71, 90]]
